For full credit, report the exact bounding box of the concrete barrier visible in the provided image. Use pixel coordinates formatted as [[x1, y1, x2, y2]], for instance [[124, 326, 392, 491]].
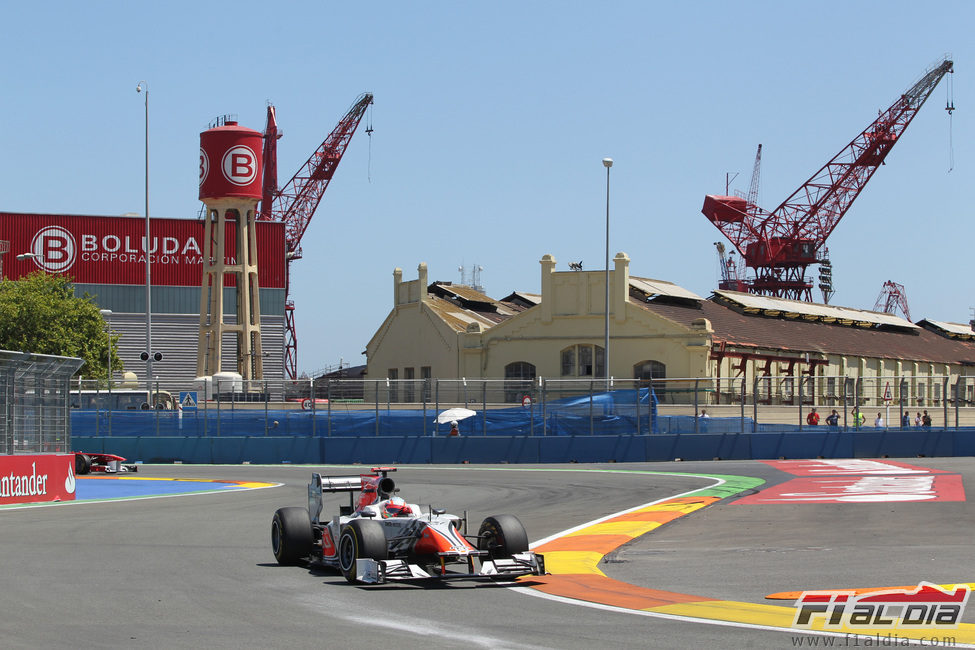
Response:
[[70, 428, 975, 465]]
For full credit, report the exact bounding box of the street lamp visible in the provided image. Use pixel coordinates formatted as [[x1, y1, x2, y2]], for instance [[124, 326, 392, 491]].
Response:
[[602, 157, 613, 387], [99, 309, 113, 385], [100, 308, 113, 433], [136, 80, 152, 396]]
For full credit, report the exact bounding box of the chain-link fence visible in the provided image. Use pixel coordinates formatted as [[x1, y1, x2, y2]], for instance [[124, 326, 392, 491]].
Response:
[[1, 350, 84, 454], [67, 374, 975, 437]]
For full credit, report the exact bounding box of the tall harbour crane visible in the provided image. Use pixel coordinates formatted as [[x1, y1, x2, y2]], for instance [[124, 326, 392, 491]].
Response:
[[260, 93, 374, 379], [703, 58, 953, 302]]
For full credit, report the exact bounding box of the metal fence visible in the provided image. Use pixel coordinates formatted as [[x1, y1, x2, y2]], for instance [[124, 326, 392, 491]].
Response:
[[1, 350, 84, 454], [68, 374, 975, 436]]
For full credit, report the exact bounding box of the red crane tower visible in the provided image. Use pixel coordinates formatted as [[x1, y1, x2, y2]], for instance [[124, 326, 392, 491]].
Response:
[[260, 92, 374, 379], [874, 280, 912, 322], [702, 58, 953, 302]]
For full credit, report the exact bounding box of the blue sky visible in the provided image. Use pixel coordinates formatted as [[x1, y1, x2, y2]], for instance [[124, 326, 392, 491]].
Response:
[[1, 1, 971, 375]]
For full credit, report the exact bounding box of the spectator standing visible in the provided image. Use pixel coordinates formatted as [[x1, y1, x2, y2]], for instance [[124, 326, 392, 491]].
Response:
[[852, 408, 865, 428], [806, 408, 820, 426], [874, 413, 884, 428], [922, 410, 932, 427], [698, 409, 709, 432], [914, 412, 922, 427], [825, 409, 840, 428], [901, 411, 910, 428]]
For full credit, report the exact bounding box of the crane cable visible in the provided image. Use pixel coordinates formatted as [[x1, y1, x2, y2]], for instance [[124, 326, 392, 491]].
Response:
[[946, 70, 955, 173], [365, 103, 375, 183]]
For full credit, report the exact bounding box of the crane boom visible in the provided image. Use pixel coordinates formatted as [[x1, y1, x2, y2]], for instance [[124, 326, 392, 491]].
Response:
[[703, 58, 953, 301], [260, 92, 374, 379], [745, 143, 762, 214]]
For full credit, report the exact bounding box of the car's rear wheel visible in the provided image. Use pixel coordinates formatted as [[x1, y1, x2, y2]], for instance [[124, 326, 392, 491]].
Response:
[[478, 514, 529, 558], [271, 507, 314, 565], [75, 454, 91, 475], [338, 519, 387, 584]]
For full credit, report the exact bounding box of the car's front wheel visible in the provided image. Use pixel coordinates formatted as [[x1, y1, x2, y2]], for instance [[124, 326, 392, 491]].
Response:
[[478, 514, 529, 558], [75, 454, 91, 475], [271, 507, 314, 565], [338, 519, 387, 584]]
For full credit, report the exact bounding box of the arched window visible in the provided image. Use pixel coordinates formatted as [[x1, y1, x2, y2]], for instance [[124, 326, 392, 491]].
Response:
[[560, 345, 605, 377], [504, 362, 536, 403], [633, 360, 666, 381], [634, 360, 666, 401]]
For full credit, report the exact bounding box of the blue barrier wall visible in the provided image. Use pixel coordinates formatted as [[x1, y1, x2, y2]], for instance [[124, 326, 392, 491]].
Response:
[[73, 428, 975, 465]]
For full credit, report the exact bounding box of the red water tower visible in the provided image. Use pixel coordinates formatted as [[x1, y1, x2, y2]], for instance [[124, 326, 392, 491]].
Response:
[[197, 119, 265, 381]]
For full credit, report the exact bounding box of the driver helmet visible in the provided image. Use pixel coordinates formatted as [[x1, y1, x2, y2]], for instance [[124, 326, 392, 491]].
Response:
[[383, 496, 411, 518]]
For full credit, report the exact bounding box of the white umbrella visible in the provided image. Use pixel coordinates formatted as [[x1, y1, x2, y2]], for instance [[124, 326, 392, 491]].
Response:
[[435, 407, 477, 424]]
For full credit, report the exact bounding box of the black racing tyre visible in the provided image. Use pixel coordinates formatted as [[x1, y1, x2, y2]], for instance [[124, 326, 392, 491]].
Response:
[[478, 514, 529, 558], [271, 507, 314, 565], [75, 454, 92, 475], [338, 519, 388, 584]]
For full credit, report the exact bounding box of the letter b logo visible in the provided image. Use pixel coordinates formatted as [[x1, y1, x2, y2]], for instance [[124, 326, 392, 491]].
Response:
[[221, 145, 257, 186]]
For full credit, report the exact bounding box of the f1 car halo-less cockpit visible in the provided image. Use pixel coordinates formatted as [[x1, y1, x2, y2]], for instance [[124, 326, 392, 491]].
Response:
[[271, 467, 546, 584]]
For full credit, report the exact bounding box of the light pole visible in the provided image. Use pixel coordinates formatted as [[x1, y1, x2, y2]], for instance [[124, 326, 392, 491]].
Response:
[[99, 309, 113, 386], [137, 81, 152, 398], [602, 157, 613, 388]]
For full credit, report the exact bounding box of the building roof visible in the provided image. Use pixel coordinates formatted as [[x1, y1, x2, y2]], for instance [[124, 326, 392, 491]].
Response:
[[635, 293, 975, 366], [714, 290, 918, 330], [419, 274, 975, 367], [918, 320, 975, 341], [425, 282, 532, 332]]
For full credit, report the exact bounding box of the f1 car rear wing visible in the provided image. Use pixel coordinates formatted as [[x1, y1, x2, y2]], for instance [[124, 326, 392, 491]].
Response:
[[308, 468, 398, 524]]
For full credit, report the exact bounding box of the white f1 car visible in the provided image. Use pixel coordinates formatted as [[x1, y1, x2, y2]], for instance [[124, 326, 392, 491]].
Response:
[[271, 467, 546, 584]]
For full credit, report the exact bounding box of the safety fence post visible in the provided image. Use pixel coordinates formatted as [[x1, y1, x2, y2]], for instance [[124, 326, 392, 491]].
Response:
[[541, 377, 547, 436], [326, 380, 333, 437], [589, 380, 594, 436], [740, 377, 746, 433], [752, 377, 759, 433]]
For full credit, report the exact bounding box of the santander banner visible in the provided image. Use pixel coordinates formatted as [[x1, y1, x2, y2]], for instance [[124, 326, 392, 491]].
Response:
[[0, 212, 285, 288], [0, 454, 76, 506]]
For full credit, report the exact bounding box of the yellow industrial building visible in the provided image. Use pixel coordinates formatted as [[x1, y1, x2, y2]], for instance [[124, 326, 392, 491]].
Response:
[[366, 253, 975, 408]]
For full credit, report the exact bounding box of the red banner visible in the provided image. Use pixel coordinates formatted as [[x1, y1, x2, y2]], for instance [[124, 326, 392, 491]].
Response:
[[0, 212, 285, 288], [0, 454, 77, 505]]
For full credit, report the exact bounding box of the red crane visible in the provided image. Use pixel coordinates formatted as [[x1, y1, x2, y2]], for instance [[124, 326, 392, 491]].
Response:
[[260, 92, 374, 379], [703, 58, 953, 302], [873, 280, 912, 322]]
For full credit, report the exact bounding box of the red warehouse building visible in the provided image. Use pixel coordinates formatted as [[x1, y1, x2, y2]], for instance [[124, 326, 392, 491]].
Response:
[[0, 212, 287, 388]]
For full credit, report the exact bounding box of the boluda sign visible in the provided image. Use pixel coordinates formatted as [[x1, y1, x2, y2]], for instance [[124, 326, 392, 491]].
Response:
[[0, 454, 76, 505], [1, 212, 285, 288]]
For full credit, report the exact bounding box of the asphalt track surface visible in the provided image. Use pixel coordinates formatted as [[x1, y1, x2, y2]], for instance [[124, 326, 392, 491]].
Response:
[[1, 459, 973, 649]]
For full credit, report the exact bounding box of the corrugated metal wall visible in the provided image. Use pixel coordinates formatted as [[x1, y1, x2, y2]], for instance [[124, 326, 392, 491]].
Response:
[[75, 284, 285, 316], [103, 313, 285, 390]]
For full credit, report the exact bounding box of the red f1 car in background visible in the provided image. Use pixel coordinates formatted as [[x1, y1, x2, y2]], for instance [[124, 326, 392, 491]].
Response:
[[74, 452, 138, 475], [271, 467, 546, 584]]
